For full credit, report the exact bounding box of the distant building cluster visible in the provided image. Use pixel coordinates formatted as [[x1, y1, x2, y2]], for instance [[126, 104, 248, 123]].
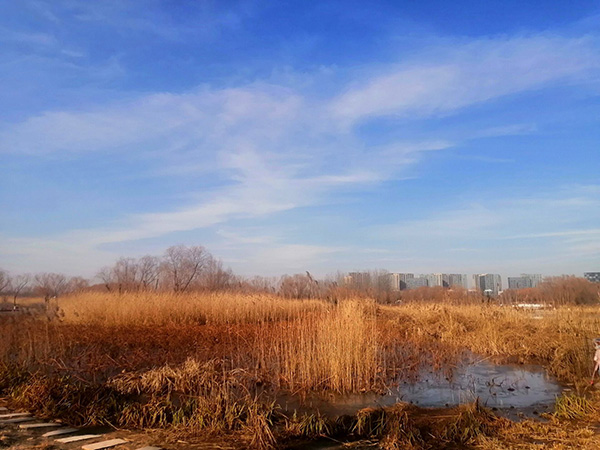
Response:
[[389, 273, 469, 290], [346, 272, 469, 291], [584, 272, 600, 283], [344, 271, 598, 297]]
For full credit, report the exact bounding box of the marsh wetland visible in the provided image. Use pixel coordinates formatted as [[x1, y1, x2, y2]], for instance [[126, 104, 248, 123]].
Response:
[[2, 292, 600, 449]]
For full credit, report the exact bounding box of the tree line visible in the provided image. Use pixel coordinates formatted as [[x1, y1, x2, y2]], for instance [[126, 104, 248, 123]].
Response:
[[0, 245, 235, 305], [0, 270, 88, 306], [96, 245, 235, 293], [1, 246, 598, 306]]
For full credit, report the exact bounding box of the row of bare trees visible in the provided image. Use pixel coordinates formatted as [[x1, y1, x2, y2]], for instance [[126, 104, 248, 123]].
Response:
[[97, 245, 235, 293], [0, 245, 235, 304], [0, 270, 89, 306]]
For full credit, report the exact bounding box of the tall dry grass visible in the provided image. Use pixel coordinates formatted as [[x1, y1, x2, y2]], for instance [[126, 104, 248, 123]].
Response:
[[259, 299, 379, 392], [8, 292, 600, 389], [25, 292, 600, 387], [5, 291, 600, 448], [58, 291, 326, 326], [384, 303, 600, 383], [60, 292, 381, 392]]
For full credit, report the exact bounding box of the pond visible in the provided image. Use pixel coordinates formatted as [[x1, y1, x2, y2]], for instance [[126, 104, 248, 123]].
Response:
[[280, 356, 563, 420]]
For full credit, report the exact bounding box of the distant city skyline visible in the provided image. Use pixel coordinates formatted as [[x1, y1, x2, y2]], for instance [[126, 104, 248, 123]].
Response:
[[343, 270, 599, 292], [1, 1, 599, 277]]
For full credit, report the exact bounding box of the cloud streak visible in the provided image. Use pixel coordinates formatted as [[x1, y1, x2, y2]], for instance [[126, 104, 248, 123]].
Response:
[[1, 29, 599, 275], [331, 35, 600, 122]]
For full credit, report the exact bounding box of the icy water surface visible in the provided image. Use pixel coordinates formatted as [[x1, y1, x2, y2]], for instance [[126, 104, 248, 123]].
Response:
[[280, 357, 563, 419]]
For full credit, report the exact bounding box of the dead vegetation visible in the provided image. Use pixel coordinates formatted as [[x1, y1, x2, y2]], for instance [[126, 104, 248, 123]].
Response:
[[2, 292, 600, 448]]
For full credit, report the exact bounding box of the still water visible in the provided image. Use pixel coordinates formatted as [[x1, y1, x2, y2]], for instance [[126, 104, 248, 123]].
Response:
[[280, 357, 562, 419]]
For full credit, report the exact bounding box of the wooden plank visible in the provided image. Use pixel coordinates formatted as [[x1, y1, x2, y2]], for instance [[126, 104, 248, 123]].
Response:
[[0, 407, 7, 411], [55, 434, 101, 443], [0, 412, 31, 419], [82, 439, 128, 450], [0, 417, 35, 424], [42, 427, 79, 437], [19, 422, 61, 429], [135, 447, 163, 450]]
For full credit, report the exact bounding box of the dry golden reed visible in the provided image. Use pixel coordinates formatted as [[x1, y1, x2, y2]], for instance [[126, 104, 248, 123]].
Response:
[[5, 291, 600, 449], [383, 303, 600, 383], [259, 299, 379, 392], [58, 291, 325, 326], [51, 292, 600, 387]]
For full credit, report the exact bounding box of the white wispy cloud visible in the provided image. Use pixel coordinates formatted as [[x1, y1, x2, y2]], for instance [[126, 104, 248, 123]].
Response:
[[331, 35, 600, 123], [1, 31, 599, 275], [0, 76, 454, 248]]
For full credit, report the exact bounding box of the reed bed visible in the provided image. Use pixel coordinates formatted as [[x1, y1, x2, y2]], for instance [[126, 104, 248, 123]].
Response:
[[58, 291, 326, 326], [385, 303, 600, 382], [258, 299, 379, 392], [3, 291, 600, 448]]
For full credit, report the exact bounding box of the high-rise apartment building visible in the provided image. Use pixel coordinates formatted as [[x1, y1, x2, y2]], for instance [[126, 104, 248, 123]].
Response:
[[405, 277, 428, 289], [508, 274, 543, 289], [388, 273, 414, 290], [473, 273, 502, 297], [387, 273, 401, 291], [508, 277, 530, 289], [346, 272, 371, 288], [522, 274, 542, 287], [425, 273, 444, 287], [422, 273, 467, 288], [446, 273, 469, 289]]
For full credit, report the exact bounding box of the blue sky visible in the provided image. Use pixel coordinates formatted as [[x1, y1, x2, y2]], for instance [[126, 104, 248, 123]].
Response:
[[1, 0, 599, 281]]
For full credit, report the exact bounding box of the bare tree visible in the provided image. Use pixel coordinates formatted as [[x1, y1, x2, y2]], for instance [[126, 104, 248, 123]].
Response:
[[67, 276, 89, 293], [11, 274, 31, 308], [0, 269, 10, 302], [97, 266, 114, 292], [162, 245, 210, 293], [96, 258, 141, 293], [112, 257, 139, 292], [279, 273, 321, 299], [539, 276, 598, 306], [138, 255, 161, 291], [202, 257, 236, 291], [34, 273, 68, 303], [239, 276, 277, 293]]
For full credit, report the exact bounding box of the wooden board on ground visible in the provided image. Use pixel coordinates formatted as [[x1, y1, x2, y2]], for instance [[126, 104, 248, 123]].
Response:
[[82, 438, 128, 450], [0, 417, 35, 424], [0, 407, 7, 411], [19, 422, 61, 429], [135, 447, 163, 450], [55, 434, 101, 443], [0, 412, 30, 419], [42, 427, 79, 437]]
